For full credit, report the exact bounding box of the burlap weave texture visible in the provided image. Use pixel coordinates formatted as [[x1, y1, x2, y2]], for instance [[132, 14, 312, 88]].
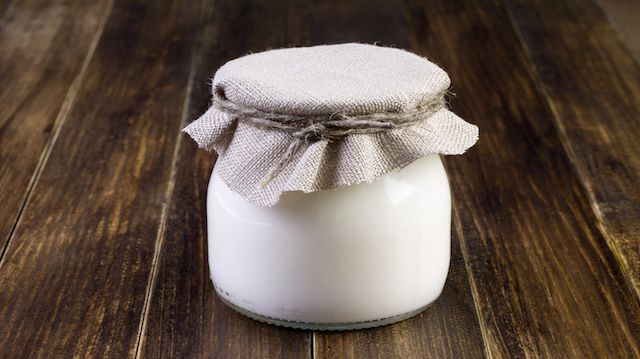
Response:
[[184, 43, 478, 206]]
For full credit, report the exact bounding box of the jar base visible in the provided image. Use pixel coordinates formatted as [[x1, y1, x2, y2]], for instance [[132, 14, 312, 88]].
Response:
[[217, 293, 433, 331]]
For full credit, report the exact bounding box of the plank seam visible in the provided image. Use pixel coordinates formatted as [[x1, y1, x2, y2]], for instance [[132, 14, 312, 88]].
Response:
[[0, 0, 116, 270], [132, 0, 208, 356], [500, 0, 640, 306], [450, 200, 494, 359]]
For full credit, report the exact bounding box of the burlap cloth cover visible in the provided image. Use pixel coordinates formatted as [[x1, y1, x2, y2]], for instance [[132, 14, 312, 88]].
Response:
[[184, 43, 478, 206]]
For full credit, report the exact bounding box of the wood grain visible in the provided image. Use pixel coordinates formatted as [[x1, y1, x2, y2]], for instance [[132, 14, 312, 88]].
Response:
[[0, 0, 202, 357], [503, 0, 640, 301], [0, 0, 111, 261], [138, 0, 313, 358], [308, 1, 486, 358], [405, 0, 640, 357], [0, 0, 638, 357], [597, 0, 640, 61], [0, 0, 17, 21]]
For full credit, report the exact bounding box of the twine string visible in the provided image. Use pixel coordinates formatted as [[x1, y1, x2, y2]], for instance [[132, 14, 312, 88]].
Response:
[[212, 92, 447, 186]]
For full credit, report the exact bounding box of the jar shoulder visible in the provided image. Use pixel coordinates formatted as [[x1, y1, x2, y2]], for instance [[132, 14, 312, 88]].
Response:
[[208, 154, 450, 216]]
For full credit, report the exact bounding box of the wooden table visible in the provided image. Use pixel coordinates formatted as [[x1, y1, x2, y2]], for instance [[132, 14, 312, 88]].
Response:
[[1, 0, 639, 357]]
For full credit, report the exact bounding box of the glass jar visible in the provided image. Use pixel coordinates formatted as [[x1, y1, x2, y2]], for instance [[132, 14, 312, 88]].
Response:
[[207, 154, 451, 330]]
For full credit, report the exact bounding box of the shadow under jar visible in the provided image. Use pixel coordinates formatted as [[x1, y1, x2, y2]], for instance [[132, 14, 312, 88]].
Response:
[[184, 43, 478, 330]]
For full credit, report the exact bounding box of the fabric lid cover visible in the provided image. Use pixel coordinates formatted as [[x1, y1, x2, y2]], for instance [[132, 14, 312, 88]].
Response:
[[184, 43, 478, 206]]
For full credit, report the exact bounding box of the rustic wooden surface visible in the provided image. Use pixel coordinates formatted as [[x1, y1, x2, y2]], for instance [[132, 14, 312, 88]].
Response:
[[597, 0, 640, 61], [0, 0, 638, 358]]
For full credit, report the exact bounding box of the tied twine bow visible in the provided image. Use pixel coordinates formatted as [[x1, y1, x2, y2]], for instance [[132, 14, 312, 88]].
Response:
[[212, 91, 447, 187]]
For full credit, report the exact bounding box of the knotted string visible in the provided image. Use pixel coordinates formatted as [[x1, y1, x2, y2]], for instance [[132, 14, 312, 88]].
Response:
[[212, 91, 447, 186]]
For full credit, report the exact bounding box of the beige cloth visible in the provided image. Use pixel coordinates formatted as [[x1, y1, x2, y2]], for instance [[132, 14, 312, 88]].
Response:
[[184, 43, 478, 206]]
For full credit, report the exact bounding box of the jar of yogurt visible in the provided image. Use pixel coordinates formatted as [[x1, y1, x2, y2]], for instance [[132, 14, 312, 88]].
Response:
[[184, 43, 478, 329], [208, 154, 450, 329]]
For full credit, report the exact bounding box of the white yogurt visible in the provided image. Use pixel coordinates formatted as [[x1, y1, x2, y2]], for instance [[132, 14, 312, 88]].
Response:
[[207, 154, 451, 327]]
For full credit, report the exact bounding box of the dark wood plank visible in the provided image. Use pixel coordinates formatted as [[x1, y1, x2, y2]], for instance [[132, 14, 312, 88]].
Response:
[[0, 0, 17, 20], [0, 0, 202, 357], [504, 0, 640, 300], [597, 0, 640, 61], [405, 0, 640, 357], [308, 1, 486, 358], [0, 0, 111, 261], [138, 1, 312, 358]]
